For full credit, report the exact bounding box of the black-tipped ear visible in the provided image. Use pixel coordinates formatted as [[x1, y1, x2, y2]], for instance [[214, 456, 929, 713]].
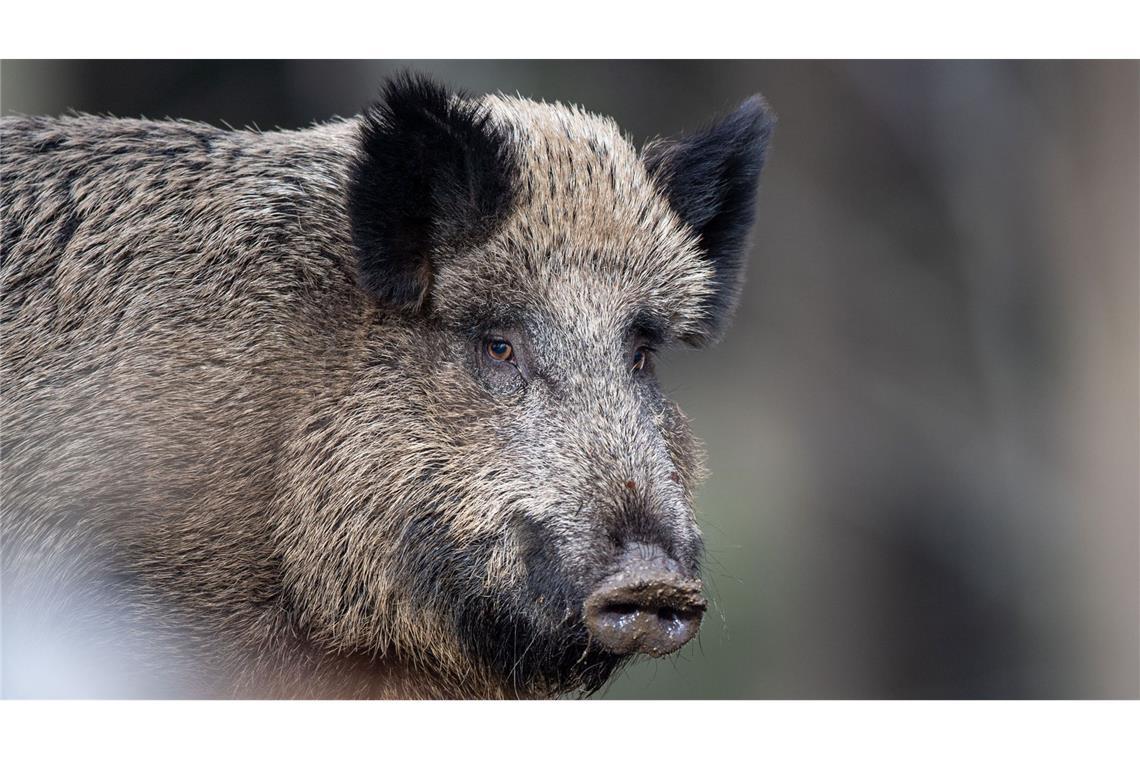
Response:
[[347, 74, 518, 311], [643, 96, 775, 342]]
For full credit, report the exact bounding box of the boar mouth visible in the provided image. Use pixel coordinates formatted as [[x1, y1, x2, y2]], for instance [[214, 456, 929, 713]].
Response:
[[462, 521, 704, 695]]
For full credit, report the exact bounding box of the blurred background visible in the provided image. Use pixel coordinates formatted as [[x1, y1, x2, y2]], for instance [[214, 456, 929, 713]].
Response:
[[2, 60, 1136, 699]]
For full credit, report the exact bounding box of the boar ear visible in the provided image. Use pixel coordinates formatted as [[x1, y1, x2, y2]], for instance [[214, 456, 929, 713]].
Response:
[[347, 74, 517, 311], [643, 96, 775, 342]]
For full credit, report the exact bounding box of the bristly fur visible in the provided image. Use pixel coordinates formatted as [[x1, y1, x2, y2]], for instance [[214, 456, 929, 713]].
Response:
[[643, 96, 776, 343], [348, 74, 519, 311], [0, 74, 772, 698]]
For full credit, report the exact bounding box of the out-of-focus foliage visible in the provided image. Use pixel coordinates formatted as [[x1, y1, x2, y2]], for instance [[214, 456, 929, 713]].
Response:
[[3, 60, 1136, 698]]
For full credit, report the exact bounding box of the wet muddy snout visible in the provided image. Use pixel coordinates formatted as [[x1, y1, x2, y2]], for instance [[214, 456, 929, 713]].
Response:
[[583, 543, 706, 657]]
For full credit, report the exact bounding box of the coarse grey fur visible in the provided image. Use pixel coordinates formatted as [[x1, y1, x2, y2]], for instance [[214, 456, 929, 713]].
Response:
[[1, 78, 773, 698]]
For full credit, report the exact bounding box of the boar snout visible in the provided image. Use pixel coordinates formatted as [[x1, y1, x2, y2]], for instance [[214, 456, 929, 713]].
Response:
[[583, 543, 706, 657]]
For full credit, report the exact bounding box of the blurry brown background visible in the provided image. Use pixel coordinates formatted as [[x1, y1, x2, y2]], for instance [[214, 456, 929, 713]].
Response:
[[2, 60, 1136, 699]]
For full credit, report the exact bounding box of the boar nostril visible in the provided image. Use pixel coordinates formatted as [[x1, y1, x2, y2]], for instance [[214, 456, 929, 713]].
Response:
[[602, 602, 639, 618], [583, 543, 706, 657]]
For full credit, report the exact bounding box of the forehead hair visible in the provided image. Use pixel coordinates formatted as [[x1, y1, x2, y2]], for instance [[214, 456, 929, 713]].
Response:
[[429, 95, 715, 342]]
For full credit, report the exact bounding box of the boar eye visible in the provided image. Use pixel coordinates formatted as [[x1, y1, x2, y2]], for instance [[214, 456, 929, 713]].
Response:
[[631, 347, 651, 373], [485, 338, 514, 363]]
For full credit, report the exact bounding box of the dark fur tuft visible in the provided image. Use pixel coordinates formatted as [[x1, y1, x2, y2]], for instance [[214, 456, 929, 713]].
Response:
[[347, 74, 519, 311], [643, 96, 775, 343]]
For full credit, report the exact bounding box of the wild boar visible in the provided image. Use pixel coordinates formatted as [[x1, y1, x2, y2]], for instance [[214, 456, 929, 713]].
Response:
[[0, 74, 773, 697]]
